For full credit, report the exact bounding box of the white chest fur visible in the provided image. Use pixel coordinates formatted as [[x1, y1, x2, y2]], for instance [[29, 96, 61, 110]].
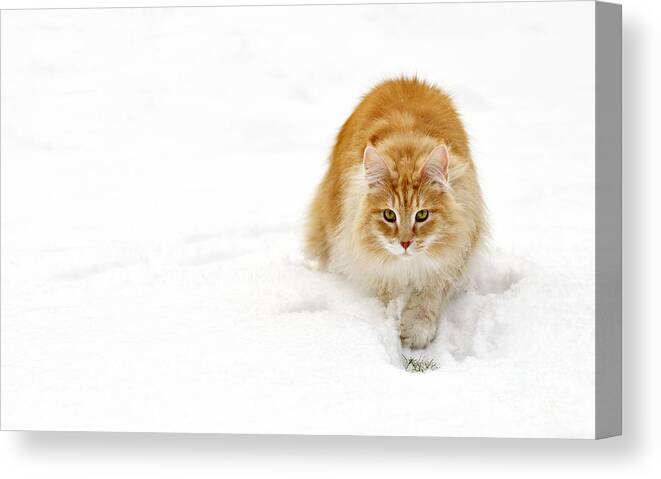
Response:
[[327, 168, 447, 295]]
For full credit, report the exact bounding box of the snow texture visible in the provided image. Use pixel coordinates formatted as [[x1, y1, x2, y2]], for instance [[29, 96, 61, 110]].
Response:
[[1, 3, 596, 437]]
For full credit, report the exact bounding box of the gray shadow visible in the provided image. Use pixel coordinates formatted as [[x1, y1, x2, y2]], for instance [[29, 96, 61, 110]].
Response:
[[620, 11, 645, 454], [13, 431, 631, 462]]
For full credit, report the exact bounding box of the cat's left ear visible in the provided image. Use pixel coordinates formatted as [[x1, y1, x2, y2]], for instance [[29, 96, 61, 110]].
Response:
[[421, 144, 450, 187], [363, 147, 390, 188]]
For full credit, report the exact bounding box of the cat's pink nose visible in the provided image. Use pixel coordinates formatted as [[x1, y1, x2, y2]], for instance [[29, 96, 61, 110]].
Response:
[[400, 240, 412, 250]]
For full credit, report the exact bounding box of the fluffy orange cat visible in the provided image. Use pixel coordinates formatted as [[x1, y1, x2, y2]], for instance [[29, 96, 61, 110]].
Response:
[[305, 77, 486, 348]]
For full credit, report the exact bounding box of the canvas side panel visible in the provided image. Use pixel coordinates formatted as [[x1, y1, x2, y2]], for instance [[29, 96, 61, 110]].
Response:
[[595, 1, 622, 439]]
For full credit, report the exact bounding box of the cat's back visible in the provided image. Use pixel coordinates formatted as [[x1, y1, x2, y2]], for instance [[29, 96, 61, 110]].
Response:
[[332, 77, 470, 165]]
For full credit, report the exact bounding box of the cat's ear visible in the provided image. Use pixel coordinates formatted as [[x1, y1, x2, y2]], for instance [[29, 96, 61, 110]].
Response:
[[363, 146, 390, 187], [421, 144, 450, 187]]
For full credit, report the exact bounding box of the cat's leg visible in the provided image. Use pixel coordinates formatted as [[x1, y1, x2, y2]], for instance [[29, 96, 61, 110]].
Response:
[[377, 284, 394, 307], [303, 206, 330, 269], [400, 286, 446, 349]]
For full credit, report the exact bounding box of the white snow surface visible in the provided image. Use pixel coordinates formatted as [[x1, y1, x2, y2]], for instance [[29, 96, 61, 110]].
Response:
[[1, 3, 596, 437]]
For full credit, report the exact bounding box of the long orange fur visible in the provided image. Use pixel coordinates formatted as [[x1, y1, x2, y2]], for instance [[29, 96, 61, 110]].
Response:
[[305, 77, 487, 348]]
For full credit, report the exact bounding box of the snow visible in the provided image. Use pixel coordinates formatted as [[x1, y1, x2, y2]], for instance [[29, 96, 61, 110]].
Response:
[[1, 2, 596, 437]]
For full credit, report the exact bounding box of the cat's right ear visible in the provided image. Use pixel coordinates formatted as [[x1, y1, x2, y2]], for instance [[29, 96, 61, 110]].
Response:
[[363, 147, 389, 188]]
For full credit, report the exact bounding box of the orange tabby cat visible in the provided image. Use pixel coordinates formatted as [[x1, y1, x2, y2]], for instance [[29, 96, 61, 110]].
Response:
[[305, 77, 486, 348]]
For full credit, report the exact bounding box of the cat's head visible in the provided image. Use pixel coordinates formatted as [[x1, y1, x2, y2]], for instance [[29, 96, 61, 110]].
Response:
[[355, 140, 461, 262]]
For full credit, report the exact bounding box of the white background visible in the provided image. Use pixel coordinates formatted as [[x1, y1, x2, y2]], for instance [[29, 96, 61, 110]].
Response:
[[0, 0, 658, 477], [1, 0, 598, 437]]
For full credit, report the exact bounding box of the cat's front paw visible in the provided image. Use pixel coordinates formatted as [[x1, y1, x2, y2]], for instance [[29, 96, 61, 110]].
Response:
[[400, 307, 438, 349]]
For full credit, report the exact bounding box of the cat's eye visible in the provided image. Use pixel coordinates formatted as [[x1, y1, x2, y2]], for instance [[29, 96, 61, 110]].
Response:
[[415, 209, 430, 222], [383, 209, 397, 222]]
